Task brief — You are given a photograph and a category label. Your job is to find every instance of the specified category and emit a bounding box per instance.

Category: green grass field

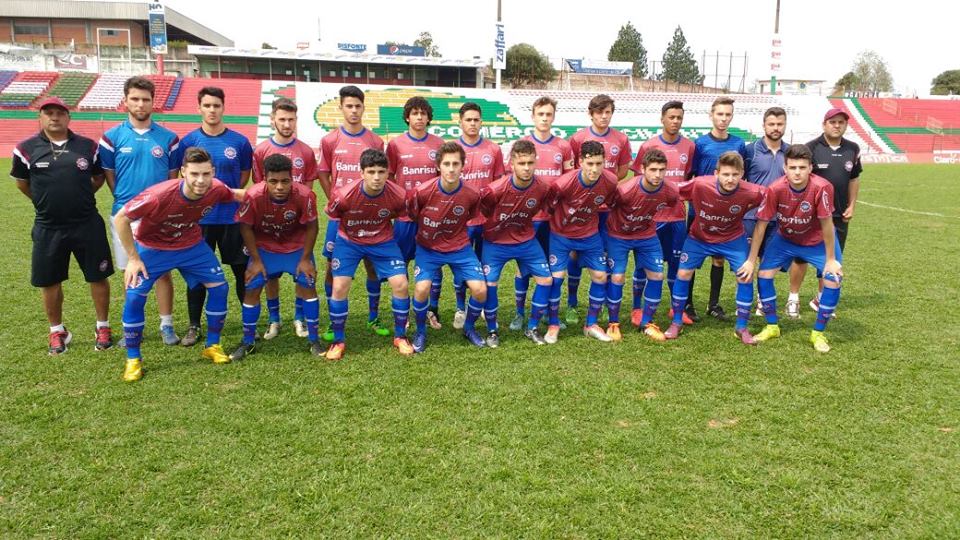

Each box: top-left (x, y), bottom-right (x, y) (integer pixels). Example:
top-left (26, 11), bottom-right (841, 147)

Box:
top-left (1, 161), bottom-right (959, 537)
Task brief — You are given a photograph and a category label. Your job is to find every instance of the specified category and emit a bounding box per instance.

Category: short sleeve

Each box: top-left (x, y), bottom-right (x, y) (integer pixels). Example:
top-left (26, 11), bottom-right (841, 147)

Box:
top-left (235, 196), bottom-right (255, 226)
top-left (386, 140), bottom-right (399, 176)
top-left (98, 135), bottom-right (116, 170)
top-left (300, 191), bottom-right (318, 224)
top-left (167, 135), bottom-right (181, 172)
top-left (318, 137), bottom-right (333, 174)
top-left (755, 189), bottom-right (776, 221)
top-left (239, 138), bottom-right (253, 171)
top-left (11, 144), bottom-right (31, 180)
top-left (124, 191), bottom-right (158, 221)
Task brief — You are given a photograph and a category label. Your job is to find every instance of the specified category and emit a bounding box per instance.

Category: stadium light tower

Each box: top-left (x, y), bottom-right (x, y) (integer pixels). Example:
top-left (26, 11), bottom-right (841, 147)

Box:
top-left (771, 0), bottom-right (781, 94)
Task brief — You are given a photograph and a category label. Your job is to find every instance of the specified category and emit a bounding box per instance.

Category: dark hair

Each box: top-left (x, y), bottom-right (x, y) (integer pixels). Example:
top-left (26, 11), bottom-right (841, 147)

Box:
top-left (360, 148), bottom-right (389, 170)
top-left (182, 147), bottom-right (212, 165)
top-left (661, 100), bottom-right (684, 115)
top-left (579, 140), bottom-right (605, 160)
top-left (532, 96), bottom-right (557, 111)
top-left (339, 85), bottom-right (364, 103)
top-left (459, 102), bottom-right (482, 118)
top-left (272, 97), bottom-right (297, 113)
top-left (198, 86), bottom-right (225, 105)
top-left (763, 106), bottom-right (786, 120)
top-left (403, 96), bottom-right (433, 125)
top-left (510, 140), bottom-right (536, 158)
top-left (710, 96), bottom-right (735, 112)
top-left (716, 151), bottom-right (744, 172)
top-left (436, 141), bottom-right (466, 166)
top-left (588, 94), bottom-right (615, 114)
top-left (785, 144), bottom-right (813, 163)
top-left (263, 154), bottom-right (293, 175)
top-left (124, 76), bottom-right (155, 98)
top-left (642, 148), bottom-right (668, 167)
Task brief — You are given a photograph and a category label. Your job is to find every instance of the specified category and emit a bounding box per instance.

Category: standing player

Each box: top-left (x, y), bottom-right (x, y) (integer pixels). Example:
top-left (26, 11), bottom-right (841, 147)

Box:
top-left (478, 140), bottom-right (555, 346)
top-left (12, 97), bottom-right (114, 354)
top-left (509, 96), bottom-right (574, 331)
top-left (175, 87), bottom-right (254, 347)
top-left (99, 76), bottom-right (180, 346)
top-left (408, 142), bottom-right (488, 352)
top-left (231, 154), bottom-right (321, 361)
top-left (114, 148), bottom-right (245, 382)
top-left (665, 152), bottom-right (765, 344)
top-left (689, 97), bottom-right (749, 322)
top-left (324, 149), bottom-right (413, 360)
top-left (628, 100), bottom-right (696, 328)
top-left (318, 85), bottom-right (389, 338)
top-left (544, 141), bottom-right (619, 344)
top-left (566, 94), bottom-right (632, 325)
top-left (607, 149), bottom-right (679, 342)
top-left (251, 97), bottom-right (319, 340)
top-left (742, 145), bottom-right (843, 353)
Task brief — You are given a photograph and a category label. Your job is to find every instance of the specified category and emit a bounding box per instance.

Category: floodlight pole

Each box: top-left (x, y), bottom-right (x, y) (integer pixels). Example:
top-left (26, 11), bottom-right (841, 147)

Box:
top-left (495, 0), bottom-right (502, 90)
top-left (771, 0), bottom-right (780, 94)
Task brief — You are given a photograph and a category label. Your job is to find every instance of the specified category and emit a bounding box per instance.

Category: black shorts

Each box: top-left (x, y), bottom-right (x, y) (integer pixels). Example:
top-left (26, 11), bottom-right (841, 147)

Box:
top-left (32, 215), bottom-right (114, 287)
top-left (201, 223), bottom-right (248, 266)
top-left (833, 217), bottom-right (849, 252)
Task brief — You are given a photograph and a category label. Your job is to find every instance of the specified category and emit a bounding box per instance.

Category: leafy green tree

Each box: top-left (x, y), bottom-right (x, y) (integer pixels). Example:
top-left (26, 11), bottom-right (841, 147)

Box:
top-left (660, 26), bottom-right (702, 85)
top-left (607, 22), bottom-right (648, 78)
top-left (833, 71), bottom-right (859, 95)
top-left (930, 69), bottom-right (960, 95)
top-left (413, 32), bottom-right (441, 57)
top-left (504, 43), bottom-right (556, 88)
top-left (851, 50), bottom-right (893, 96)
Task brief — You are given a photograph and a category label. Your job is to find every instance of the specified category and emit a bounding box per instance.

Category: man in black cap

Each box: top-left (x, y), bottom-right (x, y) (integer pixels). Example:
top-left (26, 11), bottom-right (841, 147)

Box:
top-left (11, 97), bottom-right (115, 354)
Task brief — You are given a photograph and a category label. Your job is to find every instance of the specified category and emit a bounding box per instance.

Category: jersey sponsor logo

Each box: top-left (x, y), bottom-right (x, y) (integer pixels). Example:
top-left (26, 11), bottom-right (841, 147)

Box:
top-left (525, 198), bottom-right (537, 209)
top-left (729, 204), bottom-right (742, 214)
top-left (481, 154), bottom-right (493, 165)
top-left (330, 258), bottom-right (341, 270)
top-left (151, 145), bottom-right (164, 158)
top-left (119, 147), bottom-right (134, 154)
top-left (36, 162), bottom-right (50, 168)
top-left (224, 147), bottom-right (238, 160)
top-left (452, 205), bottom-right (465, 216)
top-left (594, 195), bottom-right (605, 205)
top-left (799, 201), bottom-right (812, 213)
top-left (554, 153), bottom-right (563, 164)
top-left (76, 157), bottom-right (89, 171)
top-left (283, 210), bottom-right (297, 221)
top-left (844, 160), bottom-right (854, 172)
top-left (293, 157), bottom-right (304, 168)
top-left (378, 208), bottom-right (391, 218)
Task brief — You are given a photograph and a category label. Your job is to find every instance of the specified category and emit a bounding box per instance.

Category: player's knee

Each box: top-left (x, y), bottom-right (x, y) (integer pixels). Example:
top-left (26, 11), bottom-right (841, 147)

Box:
top-left (295, 284), bottom-right (318, 299)
top-left (823, 272), bottom-right (842, 286)
top-left (387, 275), bottom-right (408, 295)
top-left (589, 270), bottom-right (607, 284)
top-left (611, 274), bottom-right (626, 285)
top-left (647, 272), bottom-right (664, 281)
top-left (758, 270), bottom-right (777, 279)
top-left (534, 275), bottom-right (553, 287)
top-left (677, 269), bottom-right (694, 280)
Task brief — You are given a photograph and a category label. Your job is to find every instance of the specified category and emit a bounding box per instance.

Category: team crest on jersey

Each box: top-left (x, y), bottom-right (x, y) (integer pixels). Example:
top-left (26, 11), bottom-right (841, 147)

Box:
top-left (481, 154), bottom-right (493, 165)
top-left (610, 146), bottom-right (620, 156)
top-left (325, 241), bottom-right (335, 253)
top-left (151, 145), bottom-right (164, 158)
top-left (568, 208), bottom-right (576, 214)
top-left (283, 210), bottom-right (297, 221)
top-left (799, 201), bottom-right (812, 213)
top-left (224, 147), bottom-right (238, 159)
top-left (554, 153), bottom-right (563, 164)
top-left (548, 254), bottom-right (558, 265)
top-left (428, 150), bottom-right (438, 160)
top-left (452, 205), bottom-right (465, 216)
top-left (844, 160), bottom-right (854, 172)
top-left (525, 198), bottom-right (537, 209)
top-left (330, 258), bottom-right (341, 270)
top-left (76, 157), bottom-right (89, 171)
top-left (378, 208), bottom-right (391, 218)
top-left (594, 195), bottom-right (605, 205)
top-left (201, 206), bottom-right (213, 217)
top-left (656, 202), bottom-right (668, 212)
top-left (680, 153), bottom-right (688, 164)
top-left (729, 205), bottom-right (742, 214)
top-left (293, 157), bottom-right (304, 168)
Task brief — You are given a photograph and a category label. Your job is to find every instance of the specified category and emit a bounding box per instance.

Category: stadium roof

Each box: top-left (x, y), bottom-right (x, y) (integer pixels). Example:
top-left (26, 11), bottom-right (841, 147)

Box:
top-left (188, 46), bottom-right (487, 69)
top-left (0, 0), bottom-right (233, 46)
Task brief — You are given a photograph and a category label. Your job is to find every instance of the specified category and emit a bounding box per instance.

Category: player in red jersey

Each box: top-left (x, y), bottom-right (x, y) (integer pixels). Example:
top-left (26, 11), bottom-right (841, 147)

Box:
top-left (508, 96), bottom-right (574, 332)
top-left (251, 97), bottom-right (319, 340)
top-left (408, 142), bottom-right (488, 352)
top-left (741, 145), bottom-right (843, 353)
top-left (628, 100), bottom-right (697, 327)
top-left (666, 152), bottom-right (766, 344)
top-left (565, 94), bottom-right (632, 326)
top-left (231, 154), bottom-right (321, 360)
top-left (317, 86), bottom-right (388, 339)
top-left (606, 149), bottom-right (679, 342)
top-left (324, 149), bottom-right (413, 361)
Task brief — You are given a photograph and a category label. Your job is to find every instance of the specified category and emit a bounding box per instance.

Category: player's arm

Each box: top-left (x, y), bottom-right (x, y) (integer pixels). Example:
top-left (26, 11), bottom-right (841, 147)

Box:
top-left (297, 219), bottom-right (319, 281)
top-left (239, 169), bottom-right (252, 189)
top-left (736, 220), bottom-right (765, 284)
top-left (13, 177), bottom-right (31, 199)
top-left (103, 169), bottom-right (117, 192)
top-left (317, 172), bottom-right (332, 199)
top-left (843, 177), bottom-right (860, 222)
top-left (239, 223), bottom-right (266, 285)
top-left (113, 209), bottom-right (147, 288)
top-left (820, 217), bottom-right (842, 278)
top-left (91, 173), bottom-right (106, 192)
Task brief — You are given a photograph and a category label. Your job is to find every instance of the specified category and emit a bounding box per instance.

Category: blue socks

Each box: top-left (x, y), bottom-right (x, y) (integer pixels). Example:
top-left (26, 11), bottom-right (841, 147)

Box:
top-left (294, 296), bottom-right (304, 322)
top-left (454, 280), bottom-right (466, 312)
top-left (122, 291), bottom-right (147, 359)
top-left (757, 277), bottom-right (779, 325)
top-left (392, 296), bottom-right (410, 337)
top-left (567, 261), bottom-right (581, 308)
top-left (671, 278), bottom-right (691, 326)
top-left (632, 268), bottom-right (645, 310)
top-left (205, 283), bottom-right (228, 347)
top-left (366, 279), bottom-right (380, 323)
top-left (548, 277), bottom-right (563, 326)
top-left (242, 302), bottom-right (261, 345)
top-left (514, 275), bottom-right (528, 317)
top-left (303, 297), bottom-right (320, 342)
top-left (734, 281), bottom-right (753, 331)
top-left (484, 285), bottom-right (499, 333)
top-left (429, 278), bottom-right (442, 311)
top-left (640, 279), bottom-right (663, 327)
top-left (586, 281), bottom-right (606, 327)
top-left (328, 298), bottom-right (348, 343)
top-left (413, 298), bottom-right (429, 335)
top-left (529, 282), bottom-right (551, 330)
top-left (464, 296), bottom-right (483, 331)
top-left (267, 297), bottom-right (281, 323)
top-left (606, 281), bottom-right (624, 324)
top-left (815, 284), bottom-right (841, 331)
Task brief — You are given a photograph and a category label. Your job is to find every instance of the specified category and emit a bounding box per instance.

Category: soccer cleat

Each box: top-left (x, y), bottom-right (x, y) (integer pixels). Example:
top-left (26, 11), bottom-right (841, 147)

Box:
top-left (605, 322), bottom-right (623, 342)
top-left (452, 309), bottom-right (466, 330)
top-left (754, 324), bottom-right (781, 343)
top-left (201, 344), bottom-right (231, 364)
top-left (583, 324), bottom-right (613, 342)
top-left (180, 325), bottom-right (201, 347)
top-left (786, 299), bottom-right (801, 319)
top-left (642, 323), bottom-right (667, 342)
top-left (122, 358), bottom-right (143, 382)
top-left (427, 308), bottom-right (443, 330)
top-left (412, 332), bottom-right (427, 353)
top-left (94, 326), bottom-right (114, 351)
top-left (485, 332), bottom-right (500, 348)
top-left (544, 325), bottom-right (560, 344)
top-left (322, 327), bottom-right (335, 342)
top-left (463, 328), bottom-right (486, 348)
top-left (48, 329), bottom-right (72, 355)
top-left (393, 337), bottom-right (415, 356)
top-left (755, 300), bottom-right (765, 317)
top-left (684, 304), bottom-right (701, 322)
top-left (707, 304), bottom-right (730, 322)
top-left (367, 318), bottom-right (392, 337)
top-left (324, 342), bottom-right (346, 361)
top-left (294, 319), bottom-right (309, 338)
top-left (229, 342), bottom-right (256, 362)
top-left (160, 324), bottom-right (180, 346)
top-left (309, 341), bottom-right (325, 357)
top-left (663, 323), bottom-right (682, 340)
top-left (668, 308), bottom-right (695, 326)
top-left (564, 307), bottom-right (580, 325)
top-left (630, 308), bottom-right (643, 328)
top-left (508, 314), bottom-right (525, 331)
top-left (262, 321), bottom-right (281, 340)
top-left (734, 328), bottom-right (757, 346)
top-left (524, 328), bottom-right (547, 345)
top-left (810, 330), bottom-right (831, 353)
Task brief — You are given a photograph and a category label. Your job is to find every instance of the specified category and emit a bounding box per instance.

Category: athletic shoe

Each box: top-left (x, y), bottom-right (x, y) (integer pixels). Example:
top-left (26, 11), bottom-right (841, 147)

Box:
top-left (262, 321), bottom-right (281, 340)
top-left (524, 328), bottom-right (546, 345)
top-left (180, 325), bottom-right (201, 347)
top-left (786, 299), bottom-right (801, 319)
top-left (309, 341), bottom-right (325, 357)
top-left (809, 297), bottom-right (837, 318)
top-left (810, 330), bottom-right (831, 353)
top-left (583, 324), bottom-right (613, 342)
top-left (367, 318), bottom-right (392, 337)
top-left (663, 323), bottom-right (682, 340)
top-left (229, 342), bottom-right (256, 362)
top-left (668, 308), bottom-right (695, 326)
top-left (755, 300), bottom-right (765, 317)
top-left (427, 308), bottom-right (443, 330)
top-left (94, 326), bottom-right (114, 351)
top-left (508, 314), bottom-right (525, 331)
top-left (707, 304), bottom-right (730, 322)
top-left (322, 328), bottom-right (335, 342)
top-left (48, 329), bottom-right (72, 355)
top-left (630, 308), bottom-right (643, 328)
top-left (160, 324), bottom-right (180, 346)
top-left (452, 309), bottom-right (466, 330)
top-left (325, 342), bottom-right (346, 361)
top-left (544, 325), bottom-right (560, 344)
top-left (734, 328), bottom-right (757, 346)
top-left (463, 328), bottom-right (486, 348)
top-left (122, 358), bottom-right (143, 382)
top-left (201, 344), bottom-right (231, 364)
top-left (485, 332), bottom-right (500, 348)
top-left (393, 337), bottom-right (414, 356)
top-left (642, 323), bottom-right (667, 342)
top-left (754, 324), bottom-right (781, 343)
top-left (685, 304), bottom-right (701, 323)
top-left (294, 319), bottom-right (309, 338)
top-left (564, 307), bottom-right (580, 325)
top-left (605, 322), bottom-right (622, 342)
top-left (412, 332), bottom-right (427, 353)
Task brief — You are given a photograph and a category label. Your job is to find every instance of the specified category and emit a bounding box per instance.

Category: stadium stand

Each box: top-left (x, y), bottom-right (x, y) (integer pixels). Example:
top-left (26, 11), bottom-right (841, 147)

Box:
top-left (42, 72), bottom-right (98, 108)
top-left (165, 76), bottom-right (184, 110)
top-left (146, 75), bottom-right (176, 111)
top-left (78, 73), bottom-right (126, 110)
top-left (168, 77), bottom-right (261, 114)
top-left (0, 71), bottom-right (17, 93)
top-left (0, 71), bottom-right (58, 108)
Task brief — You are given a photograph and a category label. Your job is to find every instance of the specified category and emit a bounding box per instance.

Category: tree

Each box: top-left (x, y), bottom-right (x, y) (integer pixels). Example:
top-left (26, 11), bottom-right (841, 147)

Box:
top-left (833, 71), bottom-right (859, 96)
top-left (930, 69), bottom-right (960, 95)
top-left (413, 31), bottom-right (441, 57)
top-left (607, 22), bottom-right (648, 78)
top-left (660, 26), bottom-right (702, 85)
top-left (850, 50), bottom-right (893, 96)
top-left (504, 43), bottom-right (556, 88)
top-left (261, 42), bottom-right (277, 50)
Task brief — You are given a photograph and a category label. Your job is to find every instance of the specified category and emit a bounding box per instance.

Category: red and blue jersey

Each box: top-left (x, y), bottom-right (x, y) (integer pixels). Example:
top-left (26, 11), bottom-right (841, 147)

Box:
top-left (679, 175), bottom-right (765, 244)
top-left (124, 178), bottom-right (235, 251)
top-left (607, 177), bottom-right (680, 241)
top-left (569, 126), bottom-right (632, 174)
top-left (407, 178), bottom-right (481, 253)
top-left (326, 180), bottom-right (407, 246)
top-left (386, 132), bottom-right (444, 221)
top-left (756, 174), bottom-right (835, 246)
top-left (252, 137), bottom-right (318, 188)
top-left (509, 133), bottom-right (573, 221)
top-left (548, 169), bottom-right (619, 239)
top-left (318, 127), bottom-right (384, 199)
top-left (235, 181), bottom-right (317, 254)
top-left (631, 134), bottom-right (696, 222)
top-left (479, 174), bottom-right (553, 244)
top-left (458, 137), bottom-right (505, 226)
top-left (174, 127), bottom-right (253, 225)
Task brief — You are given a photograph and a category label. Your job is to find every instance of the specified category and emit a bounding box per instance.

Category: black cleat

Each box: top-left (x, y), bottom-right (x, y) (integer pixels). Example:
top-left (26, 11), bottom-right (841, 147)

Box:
top-left (707, 304), bottom-right (729, 322)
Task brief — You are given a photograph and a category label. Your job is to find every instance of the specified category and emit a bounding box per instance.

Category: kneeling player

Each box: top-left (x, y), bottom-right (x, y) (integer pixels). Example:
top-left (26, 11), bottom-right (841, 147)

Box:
top-left (743, 145), bottom-right (843, 352)
top-left (667, 151), bottom-right (765, 344)
top-left (114, 147), bottom-right (244, 382)
top-left (479, 140), bottom-right (555, 346)
top-left (231, 154), bottom-right (321, 360)
top-left (605, 149), bottom-right (679, 342)
top-left (325, 149), bottom-right (412, 360)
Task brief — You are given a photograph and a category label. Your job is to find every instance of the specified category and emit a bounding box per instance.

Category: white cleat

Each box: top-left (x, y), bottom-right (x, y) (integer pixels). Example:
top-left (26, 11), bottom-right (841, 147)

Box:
top-left (583, 324), bottom-right (613, 342)
top-left (452, 309), bottom-right (466, 330)
top-left (262, 321), bottom-right (281, 340)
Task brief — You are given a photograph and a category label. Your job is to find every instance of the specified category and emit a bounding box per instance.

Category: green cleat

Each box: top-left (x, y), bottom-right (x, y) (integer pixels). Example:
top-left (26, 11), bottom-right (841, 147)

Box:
top-left (810, 330), bottom-right (831, 353)
top-left (564, 307), bottom-right (580, 325)
top-left (754, 324), bottom-right (781, 343)
top-left (322, 327), bottom-right (335, 343)
top-left (367, 318), bottom-right (392, 337)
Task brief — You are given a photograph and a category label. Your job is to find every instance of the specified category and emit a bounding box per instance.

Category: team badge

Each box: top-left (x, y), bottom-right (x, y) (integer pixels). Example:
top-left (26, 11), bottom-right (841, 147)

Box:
top-left (525, 198), bottom-right (537, 209)
top-left (656, 202), bottom-right (668, 212)
top-left (680, 153), bottom-right (688, 164)
top-left (482, 264), bottom-right (491, 275)
top-left (844, 160), bottom-right (854, 172)
top-left (481, 154), bottom-right (492, 165)
top-left (610, 146), bottom-right (620, 156)
top-left (293, 157), bottom-right (304, 168)
top-left (606, 257), bottom-right (615, 269)
top-left (549, 254), bottom-right (558, 265)
top-left (378, 208), bottom-right (391, 218)
top-left (729, 205), bottom-right (742, 214)
top-left (76, 157), bottom-right (89, 171)
top-left (201, 206), bottom-right (213, 217)
top-left (799, 201), bottom-right (812, 213)
top-left (330, 258), bottom-right (341, 270)
top-left (413, 265), bottom-right (422, 277)
top-left (452, 205), bottom-right (465, 216)
top-left (679, 253), bottom-right (689, 263)
top-left (554, 153), bottom-right (563, 164)
top-left (428, 150), bottom-right (438, 160)
top-left (568, 208), bottom-right (576, 214)
top-left (151, 145), bottom-right (164, 158)
top-left (325, 241), bottom-right (335, 253)
top-left (283, 210), bottom-right (297, 221)
top-left (242, 245), bottom-right (250, 256)
top-left (594, 195), bottom-right (605, 205)
top-left (224, 147), bottom-right (238, 159)
top-left (98, 260), bottom-right (109, 272)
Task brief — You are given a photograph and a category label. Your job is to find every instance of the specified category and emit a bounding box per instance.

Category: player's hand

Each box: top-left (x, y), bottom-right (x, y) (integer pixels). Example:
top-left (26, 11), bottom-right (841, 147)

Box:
top-left (124, 259), bottom-right (147, 289)
top-left (245, 259), bottom-right (266, 286)
top-left (296, 258), bottom-right (317, 281)
top-left (735, 259), bottom-right (755, 284)
top-left (823, 259), bottom-right (843, 280)
top-left (842, 205), bottom-right (855, 222)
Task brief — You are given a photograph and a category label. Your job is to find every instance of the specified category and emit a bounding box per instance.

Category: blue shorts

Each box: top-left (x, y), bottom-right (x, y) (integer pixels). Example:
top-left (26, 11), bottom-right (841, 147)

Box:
top-left (759, 233), bottom-right (842, 274)
top-left (549, 232), bottom-right (607, 273)
top-left (743, 219), bottom-right (777, 258)
top-left (656, 220), bottom-right (687, 264)
top-left (481, 239), bottom-right (551, 283)
top-left (679, 236), bottom-right (749, 271)
top-left (129, 242), bottom-right (225, 295)
top-left (331, 236), bottom-right (407, 279)
top-left (413, 244), bottom-right (485, 284)
top-left (246, 248), bottom-right (316, 290)
top-left (321, 219), bottom-right (339, 259)
top-left (394, 220), bottom-right (417, 262)
top-left (467, 224), bottom-right (484, 256)
top-left (606, 236), bottom-right (664, 275)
